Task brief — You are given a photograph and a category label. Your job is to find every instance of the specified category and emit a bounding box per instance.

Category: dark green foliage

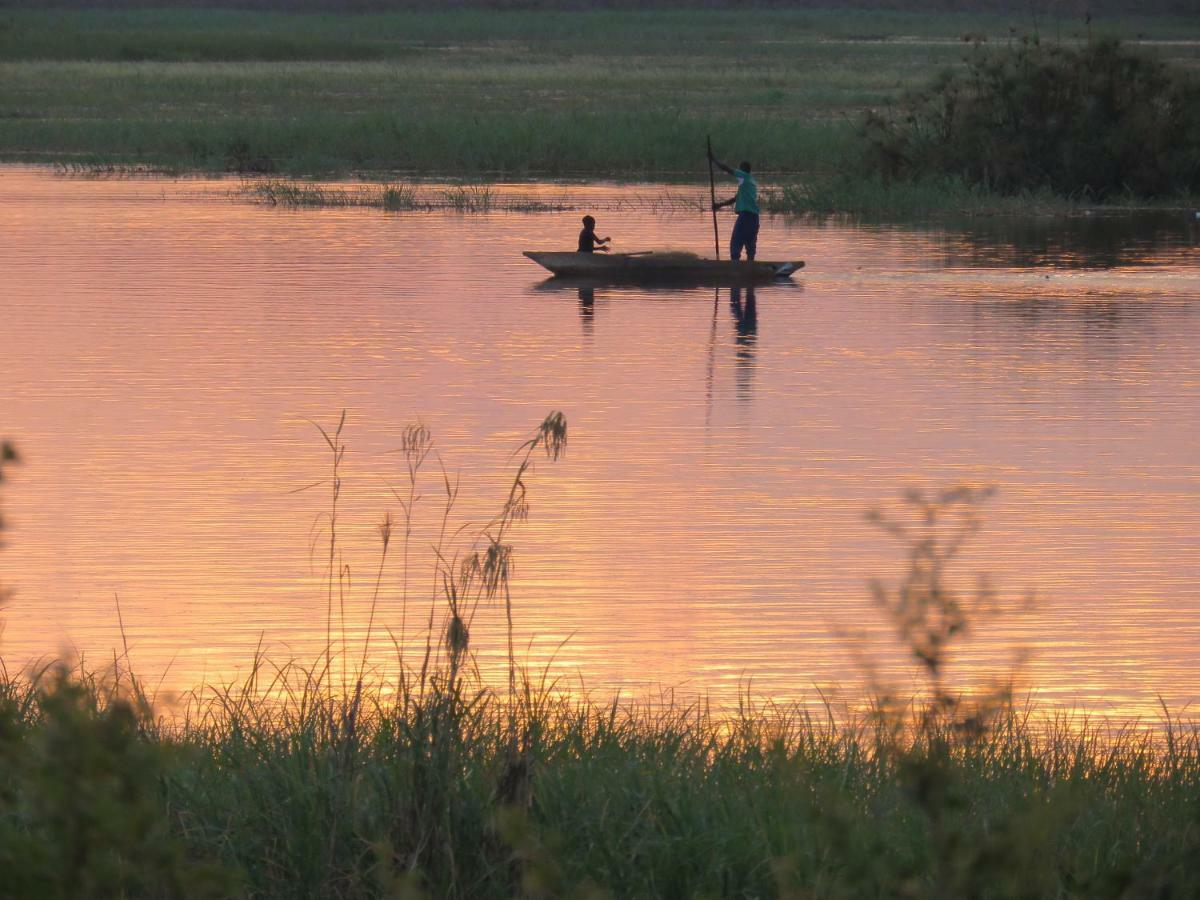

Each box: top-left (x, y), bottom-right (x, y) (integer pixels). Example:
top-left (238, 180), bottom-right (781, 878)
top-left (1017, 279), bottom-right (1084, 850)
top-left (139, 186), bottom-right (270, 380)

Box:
top-left (862, 37), bottom-right (1200, 199)
top-left (0, 670), bottom-right (236, 898)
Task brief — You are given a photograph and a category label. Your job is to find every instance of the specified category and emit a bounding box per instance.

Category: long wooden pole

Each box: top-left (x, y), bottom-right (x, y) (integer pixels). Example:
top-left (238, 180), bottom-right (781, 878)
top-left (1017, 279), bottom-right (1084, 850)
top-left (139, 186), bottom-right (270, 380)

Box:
top-left (706, 135), bottom-right (720, 260)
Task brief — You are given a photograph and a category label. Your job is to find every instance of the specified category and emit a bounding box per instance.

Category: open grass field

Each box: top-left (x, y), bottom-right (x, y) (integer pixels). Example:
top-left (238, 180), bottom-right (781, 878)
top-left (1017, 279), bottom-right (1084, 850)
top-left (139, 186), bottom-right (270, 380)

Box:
top-left (1, 7), bottom-right (1197, 177)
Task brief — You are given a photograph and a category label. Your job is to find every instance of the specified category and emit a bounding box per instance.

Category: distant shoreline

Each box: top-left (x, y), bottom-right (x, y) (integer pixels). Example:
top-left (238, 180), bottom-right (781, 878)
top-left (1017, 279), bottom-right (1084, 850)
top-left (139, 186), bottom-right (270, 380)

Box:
top-left (3, 9), bottom-right (1196, 214)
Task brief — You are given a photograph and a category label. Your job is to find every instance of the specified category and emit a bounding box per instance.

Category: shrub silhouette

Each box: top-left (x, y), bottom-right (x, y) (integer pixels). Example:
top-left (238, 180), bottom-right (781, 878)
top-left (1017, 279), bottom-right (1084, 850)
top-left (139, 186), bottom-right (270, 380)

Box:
top-left (863, 37), bottom-right (1200, 200)
top-left (0, 670), bottom-right (236, 899)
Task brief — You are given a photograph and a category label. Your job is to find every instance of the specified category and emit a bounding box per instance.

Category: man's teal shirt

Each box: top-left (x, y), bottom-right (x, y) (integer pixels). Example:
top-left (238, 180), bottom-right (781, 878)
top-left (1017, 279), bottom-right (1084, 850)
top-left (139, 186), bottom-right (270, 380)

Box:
top-left (733, 169), bottom-right (759, 215)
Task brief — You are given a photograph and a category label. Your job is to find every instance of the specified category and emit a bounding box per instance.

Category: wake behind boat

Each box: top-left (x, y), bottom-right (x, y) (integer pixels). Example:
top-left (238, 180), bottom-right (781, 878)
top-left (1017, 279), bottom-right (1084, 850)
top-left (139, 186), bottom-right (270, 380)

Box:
top-left (524, 251), bottom-right (804, 284)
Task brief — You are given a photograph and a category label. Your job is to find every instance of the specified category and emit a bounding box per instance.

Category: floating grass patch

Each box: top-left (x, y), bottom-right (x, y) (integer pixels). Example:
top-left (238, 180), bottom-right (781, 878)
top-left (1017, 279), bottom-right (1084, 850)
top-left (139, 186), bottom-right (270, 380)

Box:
top-left (440, 184), bottom-right (494, 212)
top-left (243, 180), bottom-right (350, 207)
top-left (52, 161), bottom-right (184, 178)
top-left (240, 179), bottom-right (570, 212)
top-left (379, 184), bottom-right (420, 210)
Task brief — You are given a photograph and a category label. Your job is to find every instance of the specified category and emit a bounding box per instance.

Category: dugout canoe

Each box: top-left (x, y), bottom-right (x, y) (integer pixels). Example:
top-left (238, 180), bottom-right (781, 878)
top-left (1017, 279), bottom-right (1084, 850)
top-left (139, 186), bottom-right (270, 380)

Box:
top-left (523, 251), bottom-right (804, 284)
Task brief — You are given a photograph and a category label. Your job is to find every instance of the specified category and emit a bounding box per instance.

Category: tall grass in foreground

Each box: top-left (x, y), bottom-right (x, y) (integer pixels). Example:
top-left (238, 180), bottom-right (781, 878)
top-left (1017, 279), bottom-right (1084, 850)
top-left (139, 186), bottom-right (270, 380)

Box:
top-left (6, 650), bottom-right (1200, 896)
top-left (3, 421), bottom-right (1200, 897)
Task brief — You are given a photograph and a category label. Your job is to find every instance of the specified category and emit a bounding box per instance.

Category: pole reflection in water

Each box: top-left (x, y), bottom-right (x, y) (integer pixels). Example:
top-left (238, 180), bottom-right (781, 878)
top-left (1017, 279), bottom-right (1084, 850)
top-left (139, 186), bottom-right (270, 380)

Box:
top-left (705, 287), bottom-right (719, 431)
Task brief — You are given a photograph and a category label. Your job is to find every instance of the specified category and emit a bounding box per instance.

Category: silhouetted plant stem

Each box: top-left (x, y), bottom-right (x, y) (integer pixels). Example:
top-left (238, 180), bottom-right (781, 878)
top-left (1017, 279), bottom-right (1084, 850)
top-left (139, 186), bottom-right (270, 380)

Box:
top-left (307, 410), bottom-right (346, 688)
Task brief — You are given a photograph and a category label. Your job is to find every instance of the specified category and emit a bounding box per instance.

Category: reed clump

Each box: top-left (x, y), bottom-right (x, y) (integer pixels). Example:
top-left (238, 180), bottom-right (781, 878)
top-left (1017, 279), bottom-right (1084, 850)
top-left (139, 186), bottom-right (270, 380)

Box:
top-left (243, 180), bottom-right (418, 209)
top-left (2, 425), bottom-right (1200, 896)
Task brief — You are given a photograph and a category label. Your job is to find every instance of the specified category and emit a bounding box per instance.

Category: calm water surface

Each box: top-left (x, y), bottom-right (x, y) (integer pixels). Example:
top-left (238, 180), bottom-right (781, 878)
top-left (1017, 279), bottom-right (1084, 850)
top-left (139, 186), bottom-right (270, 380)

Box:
top-left (2, 167), bottom-right (1198, 718)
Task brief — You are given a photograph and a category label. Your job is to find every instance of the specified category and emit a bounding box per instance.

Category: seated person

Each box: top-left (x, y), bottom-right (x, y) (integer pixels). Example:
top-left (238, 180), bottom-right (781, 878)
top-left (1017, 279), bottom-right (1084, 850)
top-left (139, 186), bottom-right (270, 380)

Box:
top-left (577, 215), bottom-right (612, 253)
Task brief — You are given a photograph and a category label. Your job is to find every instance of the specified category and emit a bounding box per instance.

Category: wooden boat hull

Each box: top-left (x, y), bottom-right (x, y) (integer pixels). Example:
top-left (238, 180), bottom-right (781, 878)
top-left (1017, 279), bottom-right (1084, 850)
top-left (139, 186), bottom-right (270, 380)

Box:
top-left (523, 251), bottom-right (803, 284)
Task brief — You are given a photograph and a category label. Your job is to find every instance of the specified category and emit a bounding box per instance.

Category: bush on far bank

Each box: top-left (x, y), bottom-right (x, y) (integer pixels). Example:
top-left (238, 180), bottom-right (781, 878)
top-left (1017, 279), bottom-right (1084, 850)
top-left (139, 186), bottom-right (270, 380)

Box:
top-left (861, 37), bottom-right (1200, 201)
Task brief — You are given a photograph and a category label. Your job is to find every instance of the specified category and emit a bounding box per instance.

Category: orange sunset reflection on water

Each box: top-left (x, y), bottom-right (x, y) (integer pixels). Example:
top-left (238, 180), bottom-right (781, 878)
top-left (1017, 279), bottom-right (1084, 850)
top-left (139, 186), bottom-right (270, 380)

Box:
top-left (1, 167), bottom-right (1198, 720)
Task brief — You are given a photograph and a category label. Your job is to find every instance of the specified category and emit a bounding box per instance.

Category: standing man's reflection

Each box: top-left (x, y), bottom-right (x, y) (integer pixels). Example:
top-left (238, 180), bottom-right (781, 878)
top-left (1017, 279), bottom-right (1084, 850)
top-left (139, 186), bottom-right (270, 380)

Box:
top-left (730, 286), bottom-right (757, 402)
top-left (578, 286), bottom-right (595, 337)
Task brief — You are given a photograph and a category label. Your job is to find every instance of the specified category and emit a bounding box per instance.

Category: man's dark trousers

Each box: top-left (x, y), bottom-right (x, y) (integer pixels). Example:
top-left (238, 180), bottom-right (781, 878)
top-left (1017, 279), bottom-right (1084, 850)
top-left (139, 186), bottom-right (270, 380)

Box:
top-left (731, 212), bottom-right (760, 261)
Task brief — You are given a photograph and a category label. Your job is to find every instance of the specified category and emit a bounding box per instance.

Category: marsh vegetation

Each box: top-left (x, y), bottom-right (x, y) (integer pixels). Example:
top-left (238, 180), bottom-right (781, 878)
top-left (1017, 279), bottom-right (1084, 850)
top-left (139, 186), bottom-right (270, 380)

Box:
top-left (2, 6), bottom-right (1197, 189)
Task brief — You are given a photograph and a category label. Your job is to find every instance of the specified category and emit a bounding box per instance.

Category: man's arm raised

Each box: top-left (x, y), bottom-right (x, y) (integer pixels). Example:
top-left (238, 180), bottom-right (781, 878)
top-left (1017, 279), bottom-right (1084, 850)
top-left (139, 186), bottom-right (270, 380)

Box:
top-left (707, 147), bottom-right (735, 176)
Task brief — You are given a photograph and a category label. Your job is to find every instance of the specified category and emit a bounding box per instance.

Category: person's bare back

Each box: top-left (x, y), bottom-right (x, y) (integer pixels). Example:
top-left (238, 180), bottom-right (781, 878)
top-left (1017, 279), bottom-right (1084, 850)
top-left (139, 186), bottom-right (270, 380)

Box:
top-left (577, 215), bottom-right (612, 253)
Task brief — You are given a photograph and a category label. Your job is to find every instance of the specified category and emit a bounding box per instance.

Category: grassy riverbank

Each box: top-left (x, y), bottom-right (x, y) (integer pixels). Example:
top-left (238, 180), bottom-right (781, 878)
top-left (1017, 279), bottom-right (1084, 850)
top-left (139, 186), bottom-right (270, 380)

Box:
top-left (1, 7), bottom-right (1197, 180)
top-left (4, 658), bottom-right (1200, 898)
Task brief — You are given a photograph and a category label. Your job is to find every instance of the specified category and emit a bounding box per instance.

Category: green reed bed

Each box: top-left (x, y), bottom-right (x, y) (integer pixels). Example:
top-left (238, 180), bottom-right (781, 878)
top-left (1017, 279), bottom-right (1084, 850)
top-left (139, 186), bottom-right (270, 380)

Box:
top-left (3, 417), bottom-right (1200, 897)
top-left (0, 85), bottom-right (855, 179)
top-left (241, 180), bottom-right (547, 212)
top-left (762, 174), bottom-right (1078, 217)
top-left (241, 178), bottom-right (676, 212)
top-left (764, 174), bottom-right (1200, 218)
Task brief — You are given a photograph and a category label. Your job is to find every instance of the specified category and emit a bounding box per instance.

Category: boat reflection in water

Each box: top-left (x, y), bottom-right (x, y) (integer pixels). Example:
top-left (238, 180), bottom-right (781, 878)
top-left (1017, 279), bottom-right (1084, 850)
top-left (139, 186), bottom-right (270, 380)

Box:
top-left (537, 278), bottom-right (795, 407)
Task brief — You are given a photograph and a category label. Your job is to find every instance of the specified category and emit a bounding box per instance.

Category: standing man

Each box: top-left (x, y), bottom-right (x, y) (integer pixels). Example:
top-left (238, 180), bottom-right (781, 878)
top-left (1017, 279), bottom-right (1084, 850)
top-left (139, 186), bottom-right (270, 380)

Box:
top-left (709, 151), bottom-right (759, 261)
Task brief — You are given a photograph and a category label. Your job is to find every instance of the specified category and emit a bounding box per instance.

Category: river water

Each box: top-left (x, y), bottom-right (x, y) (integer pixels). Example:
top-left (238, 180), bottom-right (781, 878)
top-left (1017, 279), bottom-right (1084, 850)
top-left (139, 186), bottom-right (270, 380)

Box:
top-left (1, 166), bottom-right (1198, 718)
